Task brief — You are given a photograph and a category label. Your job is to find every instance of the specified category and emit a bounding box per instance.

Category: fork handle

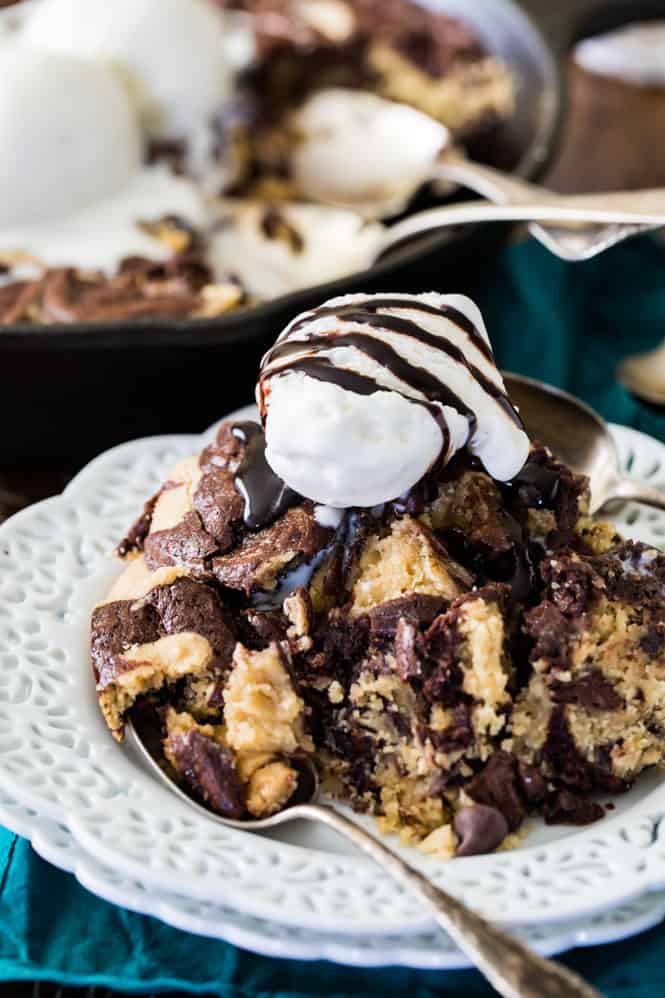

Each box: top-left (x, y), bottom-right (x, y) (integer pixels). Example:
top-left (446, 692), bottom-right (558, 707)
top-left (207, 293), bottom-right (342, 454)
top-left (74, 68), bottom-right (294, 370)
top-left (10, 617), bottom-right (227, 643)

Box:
top-left (295, 803), bottom-right (602, 998)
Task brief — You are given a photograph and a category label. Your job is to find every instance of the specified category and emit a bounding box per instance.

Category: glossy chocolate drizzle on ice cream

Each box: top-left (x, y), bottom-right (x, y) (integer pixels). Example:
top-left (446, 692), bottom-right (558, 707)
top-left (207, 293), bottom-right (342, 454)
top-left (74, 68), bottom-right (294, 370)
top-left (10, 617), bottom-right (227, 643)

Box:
top-left (259, 295), bottom-right (525, 492)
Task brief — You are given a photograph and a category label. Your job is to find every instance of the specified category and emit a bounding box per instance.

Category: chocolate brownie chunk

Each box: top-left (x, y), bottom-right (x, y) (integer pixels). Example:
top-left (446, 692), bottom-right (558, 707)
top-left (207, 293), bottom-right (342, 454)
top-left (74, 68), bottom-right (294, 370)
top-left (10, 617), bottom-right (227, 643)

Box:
top-left (144, 511), bottom-right (219, 572)
top-left (116, 488), bottom-right (162, 557)
top-left (465, 751), bottom-right (526, 832)
top-left (368, 594), bottom-right (447, 640)
top-left (394, 617), bottom-right (422, 682)
top-left (543, 788), bottom-right (604, 826)
top-left (423, 703), bottom-right (473, 752)
top-left (540, 706), bottom-right (625, 794)
top-left (199, 422), bottom-right (249, 476)
top-left (541, 554), bottom-right (600, 617)
top-left (147, 577), bottom-right (236, 664)
top-left (421, 610), bottom-right (464, 705)
top-left (551, 669), bottom-right (623, 712)
top-left (192, 467), bottom-right (244, 551)
top-left (524, 602), bottom-right (574, 671)
top-left (167, 727), bottom-right (246, 818)
top-left (91, 600), bottom-right (160, 688)
top-left (212, 505), bottom-right (333, 595)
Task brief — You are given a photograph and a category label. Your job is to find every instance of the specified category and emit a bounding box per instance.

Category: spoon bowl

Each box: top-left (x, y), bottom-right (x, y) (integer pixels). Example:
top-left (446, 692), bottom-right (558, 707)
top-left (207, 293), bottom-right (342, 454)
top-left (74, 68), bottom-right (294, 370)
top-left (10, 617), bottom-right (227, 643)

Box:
top-left (127, 719), bottom-right (320, 830)
top-left (504, 372), bottom-right (665, 514)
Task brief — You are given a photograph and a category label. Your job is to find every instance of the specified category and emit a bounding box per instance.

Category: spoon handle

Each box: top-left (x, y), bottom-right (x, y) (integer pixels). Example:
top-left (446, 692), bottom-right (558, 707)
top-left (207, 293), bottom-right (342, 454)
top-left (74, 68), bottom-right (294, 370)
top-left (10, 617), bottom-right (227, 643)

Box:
top-left (382, 202), bottom-right (665, 255)
top-left (604, 478), bottom-right (665, 512)
top-left (436, 156), bottom-right (545, 204)
top-left (296, 803), bottom-right (602, 998)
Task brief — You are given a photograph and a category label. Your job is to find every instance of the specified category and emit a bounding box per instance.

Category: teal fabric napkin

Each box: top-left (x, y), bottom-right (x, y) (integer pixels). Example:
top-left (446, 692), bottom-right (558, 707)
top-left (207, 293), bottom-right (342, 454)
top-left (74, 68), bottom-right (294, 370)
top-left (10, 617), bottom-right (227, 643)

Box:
top-left (3, 235), bottom-right (665, 996)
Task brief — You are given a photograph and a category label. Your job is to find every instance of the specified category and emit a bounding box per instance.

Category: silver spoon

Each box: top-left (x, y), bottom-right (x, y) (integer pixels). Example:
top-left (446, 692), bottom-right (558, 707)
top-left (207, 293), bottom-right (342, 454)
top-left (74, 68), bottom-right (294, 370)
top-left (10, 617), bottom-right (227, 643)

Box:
top-left (311, 150), bottom-right (662, 262)
top-left (434, 157), bottom-right (656, 262)
top-left (376, 194), bottom-right (665, 264)
top-left (127, 721), bottom-right (601, 998)
top-left (504, 373), bottom-right (665, 514)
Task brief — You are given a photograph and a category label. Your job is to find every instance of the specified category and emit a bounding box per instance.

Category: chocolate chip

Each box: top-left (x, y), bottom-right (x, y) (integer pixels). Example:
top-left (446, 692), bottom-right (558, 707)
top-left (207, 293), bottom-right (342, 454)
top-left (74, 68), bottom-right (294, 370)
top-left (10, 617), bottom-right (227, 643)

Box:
top-left (394, 618), bottom-right (421, 682)
top-left (454, 805), bottom-right (509, 856)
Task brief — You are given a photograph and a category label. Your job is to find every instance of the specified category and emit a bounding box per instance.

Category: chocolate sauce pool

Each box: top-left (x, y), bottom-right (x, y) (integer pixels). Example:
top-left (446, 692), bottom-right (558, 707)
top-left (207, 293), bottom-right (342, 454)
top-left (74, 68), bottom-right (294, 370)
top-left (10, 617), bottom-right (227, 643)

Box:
top-left (231, 421), bottom-right (300, 530)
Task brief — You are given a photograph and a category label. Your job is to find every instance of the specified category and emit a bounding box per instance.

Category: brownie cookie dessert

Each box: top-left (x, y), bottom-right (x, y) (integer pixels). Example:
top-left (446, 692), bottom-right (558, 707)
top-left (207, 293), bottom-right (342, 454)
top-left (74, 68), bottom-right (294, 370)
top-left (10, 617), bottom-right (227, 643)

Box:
top-left (0, 0), bottom-right (514, 325)
top-left (92, 292), bottom-right (665, 856)
top-left (222, 0), bottom-right (513, 133)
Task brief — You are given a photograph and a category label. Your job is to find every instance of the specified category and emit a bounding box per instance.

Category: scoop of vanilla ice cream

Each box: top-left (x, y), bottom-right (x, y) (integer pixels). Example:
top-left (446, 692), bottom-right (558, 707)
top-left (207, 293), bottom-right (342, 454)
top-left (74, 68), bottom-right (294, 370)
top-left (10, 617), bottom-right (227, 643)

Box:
top-left (260, 292), bottom-right (530, 508)
top-left (24, 0), bottom-right (232, 141)
top-left (0, 46), bottom-right (141, 228)
top-left (264, 372), bottom-right (463, 508)
top-left (575, 22), bottom-right (665, 86)
top-left (209, 202), bottom-right (383, 300)
top-left (290, 89), bottom-right (449, 216)
top-left (0, 164), bottom-right (207, 275)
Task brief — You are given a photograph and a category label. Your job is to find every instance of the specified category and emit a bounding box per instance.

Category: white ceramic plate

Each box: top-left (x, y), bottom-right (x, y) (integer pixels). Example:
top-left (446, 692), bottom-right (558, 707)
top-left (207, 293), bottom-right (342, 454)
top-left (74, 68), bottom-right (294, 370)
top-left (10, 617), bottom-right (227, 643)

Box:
top-left (1, 786), bottom-right (664, 970)
top-left (1, 414), bottom-right (665, 940)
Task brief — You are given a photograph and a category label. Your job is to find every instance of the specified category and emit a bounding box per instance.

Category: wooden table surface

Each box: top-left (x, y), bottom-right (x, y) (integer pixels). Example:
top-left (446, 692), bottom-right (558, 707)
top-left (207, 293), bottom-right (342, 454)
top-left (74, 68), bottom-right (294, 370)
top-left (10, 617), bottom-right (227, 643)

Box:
top-left (3, 1), bottom-right (665, 995)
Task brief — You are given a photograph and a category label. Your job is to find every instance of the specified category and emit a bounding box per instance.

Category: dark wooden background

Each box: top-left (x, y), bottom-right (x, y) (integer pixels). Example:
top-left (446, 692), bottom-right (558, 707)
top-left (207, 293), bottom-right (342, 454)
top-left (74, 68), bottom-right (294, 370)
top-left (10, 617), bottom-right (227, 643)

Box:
top-left (4, 1), bottom-right (665, 995)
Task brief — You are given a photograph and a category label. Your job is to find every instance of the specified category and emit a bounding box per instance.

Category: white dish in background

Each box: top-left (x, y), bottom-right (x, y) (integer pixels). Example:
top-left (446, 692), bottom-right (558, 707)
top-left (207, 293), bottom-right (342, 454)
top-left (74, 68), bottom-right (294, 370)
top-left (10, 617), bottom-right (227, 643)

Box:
top-left (1, 413), bottom-right (665, 941)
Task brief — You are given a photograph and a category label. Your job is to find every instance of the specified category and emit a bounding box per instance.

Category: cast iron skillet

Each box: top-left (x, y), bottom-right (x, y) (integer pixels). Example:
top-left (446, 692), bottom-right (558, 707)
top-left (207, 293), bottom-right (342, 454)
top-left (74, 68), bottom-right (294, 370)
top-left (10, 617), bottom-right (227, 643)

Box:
top-left (1, 0), bottom-right (562, 462)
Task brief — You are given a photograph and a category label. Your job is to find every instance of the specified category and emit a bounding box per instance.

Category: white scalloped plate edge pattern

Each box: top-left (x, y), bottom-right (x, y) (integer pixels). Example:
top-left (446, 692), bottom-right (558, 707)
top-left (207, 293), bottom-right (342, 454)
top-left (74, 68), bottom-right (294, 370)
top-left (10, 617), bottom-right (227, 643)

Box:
top-left (0, 787), bottom-right (664, 970)
top-left (1, 418), bottom-right (665, 938)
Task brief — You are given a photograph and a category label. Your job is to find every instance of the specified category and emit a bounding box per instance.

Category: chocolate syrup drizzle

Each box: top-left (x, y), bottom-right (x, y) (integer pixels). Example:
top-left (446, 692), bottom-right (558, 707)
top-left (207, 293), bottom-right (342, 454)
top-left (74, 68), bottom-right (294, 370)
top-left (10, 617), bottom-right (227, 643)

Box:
top-left (232, 421), bottom-right (300, 530)
top-left (287, 298), bottom-right (496, 364)
top-left (259, 297), bottom-right (523, 473)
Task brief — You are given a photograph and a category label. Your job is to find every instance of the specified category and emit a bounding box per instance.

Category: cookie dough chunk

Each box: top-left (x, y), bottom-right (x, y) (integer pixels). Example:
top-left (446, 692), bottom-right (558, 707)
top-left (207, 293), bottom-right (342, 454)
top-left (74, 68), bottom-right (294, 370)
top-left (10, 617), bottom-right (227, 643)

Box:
top-left (91, 575), bottom-right (236, 739)
top-left (224, 642), bottom-right (314, 755)
top-left (509, 543), bottom-right (665, 821)
top-left (350, 516), bottom-right (473, 614)
top-left (321, 586), bottom-right (511, 846)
